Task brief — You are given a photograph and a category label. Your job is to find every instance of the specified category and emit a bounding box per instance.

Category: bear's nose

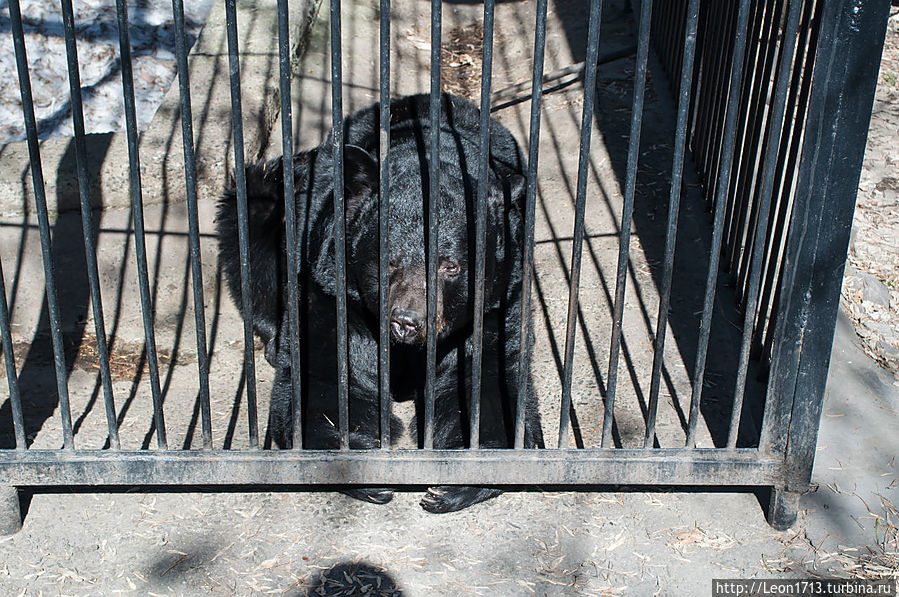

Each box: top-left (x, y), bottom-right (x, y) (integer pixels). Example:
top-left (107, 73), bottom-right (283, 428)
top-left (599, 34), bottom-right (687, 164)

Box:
top-left (390, 308), bottom-right (423, 343)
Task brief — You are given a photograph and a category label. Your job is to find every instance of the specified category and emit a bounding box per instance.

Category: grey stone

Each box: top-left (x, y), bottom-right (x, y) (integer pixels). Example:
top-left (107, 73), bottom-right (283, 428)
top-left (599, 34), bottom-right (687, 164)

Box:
top-left (0, 486), bottom-right (21, 536)
top-left (859, 272), bottom-right (892, 307)
top-left (875, 340), bottom-right (899, 361)
top-left (861, 319), bottom-right (894, 339)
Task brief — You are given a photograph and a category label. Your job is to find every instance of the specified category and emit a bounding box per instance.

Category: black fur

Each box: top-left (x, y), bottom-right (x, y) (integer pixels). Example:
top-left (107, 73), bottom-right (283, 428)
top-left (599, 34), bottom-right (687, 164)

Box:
top-left (217, 93), bottom-right (543, 513)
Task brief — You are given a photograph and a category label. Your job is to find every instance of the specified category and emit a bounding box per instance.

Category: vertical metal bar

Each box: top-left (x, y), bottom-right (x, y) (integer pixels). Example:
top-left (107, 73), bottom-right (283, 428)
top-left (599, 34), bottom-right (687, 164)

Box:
top-left (331, 0), bottom-right (349, 450)
top-left (661, 1), bottom-right (677, 88)
top-left (0, 258), bottom-right (26, 450)
top-left (753, 0), bottom-right (817, 357)
top-left (690, 0), bottom-right (715, 172)
top-left (653, 1), bottom-right (671, 73)
top-left (224, 0), bottom-right (259, 448)
top-left (664, 1), bottom-right (681, 92)
top-left (642, 0), bottom-right (700, 450)
top-left (736, 2), bottom-right (793, 304)
top-left (470, 0), bottom-right (495, 450)
top-left (600, 0), bottom-right (652, 449)
top-left (652, 1), bottom-right (666, 69)
top-left (728, 0), bottom-right (785, 287)
top-left (724, 0), bottom-right (773, 258)
top-left (424, 0), bottom-right (442, 450)
top-left (685, 0), bottom-right (752, 448)
top-left (692, 0), bottom-right (713, 177)
top-left (702, 1), bottom-right (737, 190)
top-left (60, 0), bottom-right (120, 450)
top-left (278, 0), bottom-right (302, 450)
top-left (705, 1), bottom-right (738, 209)
top-left (761, 1), bottom-right (821, 365)
top-left (8, 0), bottom-right (74, 449)
top-left (378, 0), bottom-right (392, 450)
top-left (515, 0), bottom-right (548, 449)
top-left (558, 0), bottom-right (603, 450)
top-left (663, 1), bottom-right (677, 74)
top-left (115, 0), bottom-right (167, 449)
top-left (172, 0), bottom-right (213, 449)
top-left (728, 0), bottom-right (804, 449)
top-left (673, 0), bottom-right (688, 95)
top-left (722, 0), bottom-right (765, 271)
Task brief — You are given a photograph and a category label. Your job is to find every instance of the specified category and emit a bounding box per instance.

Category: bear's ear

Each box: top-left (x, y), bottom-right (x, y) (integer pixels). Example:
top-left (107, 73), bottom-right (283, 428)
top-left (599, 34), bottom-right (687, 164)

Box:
top-left (344, 144), bottom-right (378, 220)
top-left (505, 173), bottom-right (527, 212)
top-left (241, 157), bottom-right (285, 223)
top-left (489, 173), bottom-right (527, 215)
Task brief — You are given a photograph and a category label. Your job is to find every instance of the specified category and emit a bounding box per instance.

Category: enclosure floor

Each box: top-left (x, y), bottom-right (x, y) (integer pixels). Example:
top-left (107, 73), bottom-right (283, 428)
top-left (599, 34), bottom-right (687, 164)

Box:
top-left (0, 0), bottom-right (755, 453)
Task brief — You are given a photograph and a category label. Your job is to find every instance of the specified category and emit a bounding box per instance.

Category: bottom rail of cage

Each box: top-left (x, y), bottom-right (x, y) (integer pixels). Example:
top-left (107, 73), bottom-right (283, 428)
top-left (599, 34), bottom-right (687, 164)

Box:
top-left (0, 448), bottom-right (782, 487)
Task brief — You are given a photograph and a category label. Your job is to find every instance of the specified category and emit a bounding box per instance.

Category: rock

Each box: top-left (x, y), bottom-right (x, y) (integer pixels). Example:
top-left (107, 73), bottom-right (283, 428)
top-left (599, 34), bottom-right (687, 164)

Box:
top-left (861, 319), bottom-right (894, 339)
top-left (875, 341), bottom-right (899, 362)
top-left (859, 272), bottom-right (892, 307)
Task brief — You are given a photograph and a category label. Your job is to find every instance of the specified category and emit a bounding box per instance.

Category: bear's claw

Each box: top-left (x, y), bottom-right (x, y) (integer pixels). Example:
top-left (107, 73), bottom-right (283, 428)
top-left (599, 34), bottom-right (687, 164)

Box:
top-left (420, 486), bottom-right (503, 513)
top-left (341, 487), bottom-right (394, 504)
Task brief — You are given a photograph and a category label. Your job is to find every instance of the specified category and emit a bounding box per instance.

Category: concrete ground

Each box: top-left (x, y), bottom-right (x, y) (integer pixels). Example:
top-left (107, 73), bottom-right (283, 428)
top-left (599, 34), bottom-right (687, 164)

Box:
top-left (0, 0), bottom-right (896, 595)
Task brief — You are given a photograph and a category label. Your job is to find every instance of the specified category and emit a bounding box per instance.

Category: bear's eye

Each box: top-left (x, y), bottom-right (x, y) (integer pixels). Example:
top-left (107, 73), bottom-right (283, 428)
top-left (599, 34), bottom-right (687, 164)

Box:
top-left (439, 260), bottom-right (461, 276)
top-left (388, 260), bottom-right (398, 274)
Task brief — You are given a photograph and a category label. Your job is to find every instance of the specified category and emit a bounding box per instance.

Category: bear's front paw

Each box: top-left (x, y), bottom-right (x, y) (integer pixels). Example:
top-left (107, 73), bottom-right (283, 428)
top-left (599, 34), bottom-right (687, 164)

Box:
top-left (340, 487), bottom-right (395, 504)
top-left (419, 486), bottom-right (503, 513)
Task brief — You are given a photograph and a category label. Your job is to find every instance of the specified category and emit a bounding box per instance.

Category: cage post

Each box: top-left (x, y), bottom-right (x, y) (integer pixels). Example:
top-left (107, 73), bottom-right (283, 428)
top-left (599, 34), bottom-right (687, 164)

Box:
top-left (761, 0), bottom-right (890, 528)
top-left (0, 486), bottom-right (22, 535)
top-left (766, 486), bottom-right (800, 531)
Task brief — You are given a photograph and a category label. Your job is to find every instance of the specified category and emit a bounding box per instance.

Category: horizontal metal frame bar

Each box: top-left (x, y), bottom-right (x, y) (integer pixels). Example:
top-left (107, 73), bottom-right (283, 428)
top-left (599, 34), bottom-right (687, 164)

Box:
top-left (0, 449), bottom-right (781, 487)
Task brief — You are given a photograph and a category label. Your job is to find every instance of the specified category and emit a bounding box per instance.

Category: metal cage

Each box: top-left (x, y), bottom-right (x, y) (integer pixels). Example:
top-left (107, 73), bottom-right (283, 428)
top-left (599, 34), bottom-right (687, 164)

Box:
top-left (0, 0), bottom-right (890, 535)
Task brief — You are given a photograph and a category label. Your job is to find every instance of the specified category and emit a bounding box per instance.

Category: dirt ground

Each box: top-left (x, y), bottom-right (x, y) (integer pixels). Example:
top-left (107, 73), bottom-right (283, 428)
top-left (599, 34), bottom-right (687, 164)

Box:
top-left (840, 8), bottom-right (899, 376)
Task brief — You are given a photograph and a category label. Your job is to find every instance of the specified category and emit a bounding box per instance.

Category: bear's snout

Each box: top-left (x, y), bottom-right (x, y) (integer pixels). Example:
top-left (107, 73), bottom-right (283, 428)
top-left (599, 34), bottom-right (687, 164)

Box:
top-left (390, 307), bottom-right (424, 344)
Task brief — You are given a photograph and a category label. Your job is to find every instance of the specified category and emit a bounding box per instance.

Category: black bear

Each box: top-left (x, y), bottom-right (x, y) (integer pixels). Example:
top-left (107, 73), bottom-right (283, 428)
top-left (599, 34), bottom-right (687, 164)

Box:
top-left (217, 93), bottom-right (543, 513)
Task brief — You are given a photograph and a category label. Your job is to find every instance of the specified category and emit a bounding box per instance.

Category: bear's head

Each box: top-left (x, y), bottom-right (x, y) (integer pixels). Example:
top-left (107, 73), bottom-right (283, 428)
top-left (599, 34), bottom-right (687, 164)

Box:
top-left (340, 143), bottom-right (526, 346)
